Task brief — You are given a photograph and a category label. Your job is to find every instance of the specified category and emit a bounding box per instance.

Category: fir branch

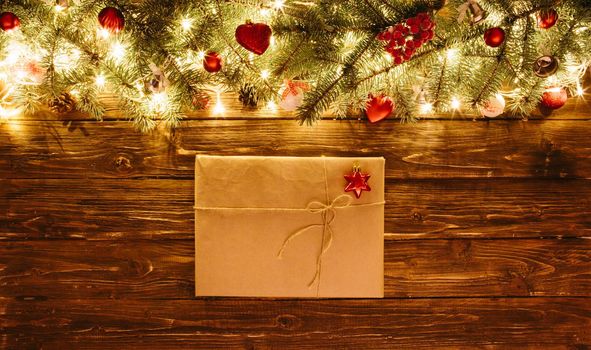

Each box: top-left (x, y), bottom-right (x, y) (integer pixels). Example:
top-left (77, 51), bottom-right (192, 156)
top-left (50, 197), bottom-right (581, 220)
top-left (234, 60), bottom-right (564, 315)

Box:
top-left (297, 35), bottom-right (375, 124)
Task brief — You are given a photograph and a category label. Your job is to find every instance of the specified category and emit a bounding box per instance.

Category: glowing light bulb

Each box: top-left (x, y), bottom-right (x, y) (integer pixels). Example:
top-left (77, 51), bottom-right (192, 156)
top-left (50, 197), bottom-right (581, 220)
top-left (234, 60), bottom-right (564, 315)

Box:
top-left (260, 8), bottom-right (271, 16)
top-left (54, 4), bottom-right (65, 12)
top-left (383, 52), bottom-right (393, 63)
top-left (446, 48), bottom-right (459, 60)
top-left (576, 83), bottom-right (585, 97)
top-left (99, 28), bottom-right (110, 39)
top-left (95, 74), bottom-right (106, 88)
top-left (110, 41), bottom-right (126, 62)
top-left (15, 69), bottom-right (27, 81)
top-left (273, 0), bottom-right (285, 10)
top-left (260, 69), bottom-right (270, 80)
top-left (3, 41), bottom-right (25, 65)
top-left (212, 91), bottom-right (225, 115)
top-left (420, 102), bottom-right (433, 114)
top-left (0, 105), bottom-right (22, 120)
top-left (266, 100), bottom-right (277, 112)
top-left (181, 18), bottom-right (193, 32)
top-left (197, 50), bottom-right (206, 60)
top-left (148, 92), bottom-right (169, 113)
top-left (451, 97), bottom-right (461, 110)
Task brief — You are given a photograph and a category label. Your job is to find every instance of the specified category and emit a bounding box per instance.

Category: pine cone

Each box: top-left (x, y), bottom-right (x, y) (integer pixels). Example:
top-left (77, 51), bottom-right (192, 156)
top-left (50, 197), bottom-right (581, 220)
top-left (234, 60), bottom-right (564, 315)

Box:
top-left (48, 92), bottom-right (76, 114)
top-left (238, 84), bottom-right (259, 108)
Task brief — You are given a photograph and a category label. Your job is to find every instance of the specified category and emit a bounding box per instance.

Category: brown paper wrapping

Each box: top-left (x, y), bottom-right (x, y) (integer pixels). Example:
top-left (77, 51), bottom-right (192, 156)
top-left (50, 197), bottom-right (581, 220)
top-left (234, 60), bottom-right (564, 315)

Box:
top-left (195, 155), bottom-right (384, 298)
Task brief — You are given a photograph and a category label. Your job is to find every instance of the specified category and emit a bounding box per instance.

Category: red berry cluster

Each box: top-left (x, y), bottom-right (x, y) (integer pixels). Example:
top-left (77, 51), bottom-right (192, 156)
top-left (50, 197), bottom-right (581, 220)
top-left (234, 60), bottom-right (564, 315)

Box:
top-left (377, 13), bottom-right (436, 65)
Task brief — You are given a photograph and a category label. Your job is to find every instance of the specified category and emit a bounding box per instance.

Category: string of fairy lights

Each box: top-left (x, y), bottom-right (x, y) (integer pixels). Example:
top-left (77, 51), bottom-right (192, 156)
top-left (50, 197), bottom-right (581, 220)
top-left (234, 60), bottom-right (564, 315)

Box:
top-left (0, 0), bottom-right (589, 126)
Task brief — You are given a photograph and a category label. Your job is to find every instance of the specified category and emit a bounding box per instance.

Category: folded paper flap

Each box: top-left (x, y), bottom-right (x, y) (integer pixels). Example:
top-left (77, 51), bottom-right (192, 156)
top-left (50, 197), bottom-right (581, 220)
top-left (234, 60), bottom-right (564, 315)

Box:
top-left (195, 155), bottom-right (385, 209)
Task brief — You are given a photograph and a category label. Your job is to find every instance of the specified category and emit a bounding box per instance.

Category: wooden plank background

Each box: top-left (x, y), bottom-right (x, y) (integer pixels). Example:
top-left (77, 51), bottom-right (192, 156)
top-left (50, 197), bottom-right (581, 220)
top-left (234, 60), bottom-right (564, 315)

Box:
top-left (1, 92), bottom-right (591, 349)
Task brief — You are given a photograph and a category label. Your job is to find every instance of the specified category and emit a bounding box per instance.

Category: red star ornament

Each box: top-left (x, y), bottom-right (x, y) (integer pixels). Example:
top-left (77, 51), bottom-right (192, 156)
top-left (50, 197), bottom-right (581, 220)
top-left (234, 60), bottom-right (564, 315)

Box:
top-left (344, 167), bottom-right (371, 199)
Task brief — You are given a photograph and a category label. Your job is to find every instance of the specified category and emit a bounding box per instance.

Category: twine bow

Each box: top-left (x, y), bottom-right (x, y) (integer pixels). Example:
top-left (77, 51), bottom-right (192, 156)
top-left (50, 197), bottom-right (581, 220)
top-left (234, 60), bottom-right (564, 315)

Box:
top-left (276, 194), bottom-right (353, 289)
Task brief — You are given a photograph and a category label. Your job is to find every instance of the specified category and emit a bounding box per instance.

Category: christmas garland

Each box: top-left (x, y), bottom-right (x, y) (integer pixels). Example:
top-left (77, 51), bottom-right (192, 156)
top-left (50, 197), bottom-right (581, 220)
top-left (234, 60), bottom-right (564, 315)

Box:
top-left (0, 0), bottom-right (589, 131)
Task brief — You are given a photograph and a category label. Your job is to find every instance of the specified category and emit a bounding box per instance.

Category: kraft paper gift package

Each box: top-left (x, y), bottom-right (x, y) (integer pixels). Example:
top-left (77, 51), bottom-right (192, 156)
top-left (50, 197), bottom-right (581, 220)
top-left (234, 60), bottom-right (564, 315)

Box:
top-left (194, 155), bottom-right (385, 298)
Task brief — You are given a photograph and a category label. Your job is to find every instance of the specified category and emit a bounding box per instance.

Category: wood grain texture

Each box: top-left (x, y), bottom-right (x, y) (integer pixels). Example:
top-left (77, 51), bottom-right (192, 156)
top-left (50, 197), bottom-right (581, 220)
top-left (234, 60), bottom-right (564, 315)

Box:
top-left (1, 238), bottom-right (589, 299)
top-left (1, 297), bottom-right (590, 349)
top-left (2, 178), bottom-right (590, 240)
top-left (2, 119), bottom-right (591, 180)
top-left (3, 104), bottom-right (591, 348)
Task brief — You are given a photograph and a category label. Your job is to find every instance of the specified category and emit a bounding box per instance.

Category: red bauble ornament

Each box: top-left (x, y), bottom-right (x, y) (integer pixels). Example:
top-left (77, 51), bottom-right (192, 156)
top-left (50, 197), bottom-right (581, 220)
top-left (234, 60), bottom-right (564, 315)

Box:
top-left (235, 21), bottom-right (272, 55)
top-left (484, 27), bottom-right (505, 47)
top-left (378, 12), bottom-right (436, 65)
top-left (0, 12), bottom-right (20, 31)
top-left (203, 51), bottom-right (222, 73)
top-left (365, 94), bottom-right (394, 123)
top-left (344, 166), bottom-right (371, 199)
top-left (537, 8), bottom-right (558, 29)
top-left (98, 7), bottom-right (124, 33)
top-left (541, 87), bottom-right (568, 110)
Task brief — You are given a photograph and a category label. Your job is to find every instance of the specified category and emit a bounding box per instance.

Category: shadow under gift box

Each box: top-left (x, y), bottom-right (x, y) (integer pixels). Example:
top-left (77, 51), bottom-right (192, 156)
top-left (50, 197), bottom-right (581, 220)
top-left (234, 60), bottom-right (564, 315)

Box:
top-left (194, 155), bottom-right (385, 298)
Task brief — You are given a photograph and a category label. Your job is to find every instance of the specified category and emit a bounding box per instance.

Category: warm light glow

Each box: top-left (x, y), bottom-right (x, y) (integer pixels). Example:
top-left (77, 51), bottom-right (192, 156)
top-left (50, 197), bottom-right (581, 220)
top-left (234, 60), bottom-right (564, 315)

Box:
top-left (420, 102), bottom-right (433, 114)
top-left (181, 18), bottom-right (193, 32)
top-left (197, 50), bottom-right (206, 60)
top-left (266, 100), bottom-right (277, 112)
top-left (2, 41), bottom-right (26, 66)
top-left (110, 41), bottom-right (126, 62)
top-left (446, 48), bottom-right (459, 61)
top-left (0, 105), bottom-right (22, 120)
top-left (450, 97), bottom-right (461, 110)
top-left (148, 92), bottom-right (169, 113)
top-left (212, 91), bottom-right (225, 115)
top-left (15, 69), bottom-right (28, 81)
top-left (260, 69), bottom-right (270, 80)
top-left (547, 76), bottom-right (558, 86)
top-left (576, 83), bottom-right (585, 97)
top-left (383, 52), bottom-right (393, 64)
top-left (260, 8), bottom-right (271, 17)
top-left (273, 0), bottom-right (285, 10)
top-left (99, 28), bottom-right (110, 39)
top-left (54, 4), bottom-right (65, 12)
top-left (54, 48), bottom-right (81, 71)
top-left (95, 74), bottom-right (106, 88)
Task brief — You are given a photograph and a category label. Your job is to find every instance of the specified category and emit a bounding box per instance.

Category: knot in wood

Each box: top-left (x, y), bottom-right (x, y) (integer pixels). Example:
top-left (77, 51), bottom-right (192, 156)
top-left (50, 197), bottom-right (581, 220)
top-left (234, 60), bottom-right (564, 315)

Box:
top-left (411, 211), bottom-right (424, 222)
top-left (275, 314), bottom-right (301, 330)
top-left (114, 155), bottom-right (133, 173)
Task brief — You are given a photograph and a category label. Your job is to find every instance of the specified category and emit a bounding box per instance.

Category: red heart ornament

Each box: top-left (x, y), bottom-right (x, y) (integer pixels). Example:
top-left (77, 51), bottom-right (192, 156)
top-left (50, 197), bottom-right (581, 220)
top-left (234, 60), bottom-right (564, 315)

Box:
top-left (366, 94), bottom-right (394, 123)
top-left (235, 21), bottom-right (272, 55)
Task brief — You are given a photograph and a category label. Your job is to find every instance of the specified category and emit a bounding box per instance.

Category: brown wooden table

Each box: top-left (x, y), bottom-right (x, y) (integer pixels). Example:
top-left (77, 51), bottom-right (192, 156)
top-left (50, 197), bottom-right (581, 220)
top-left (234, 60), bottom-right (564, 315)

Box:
top-left (1, 94), bottom-right (590, 349)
